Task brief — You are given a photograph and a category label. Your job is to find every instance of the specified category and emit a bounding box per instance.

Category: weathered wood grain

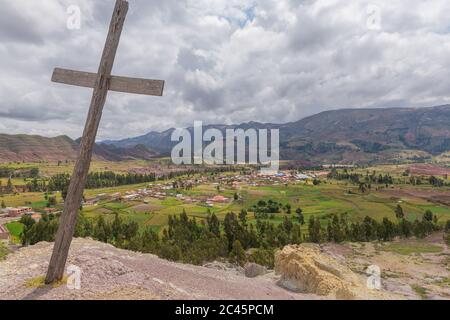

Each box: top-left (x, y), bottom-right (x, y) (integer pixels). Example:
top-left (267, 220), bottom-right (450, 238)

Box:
top-left (45, 0), bottom-right (129, 284)
top-left (52, 68), bottom-right (164, 96)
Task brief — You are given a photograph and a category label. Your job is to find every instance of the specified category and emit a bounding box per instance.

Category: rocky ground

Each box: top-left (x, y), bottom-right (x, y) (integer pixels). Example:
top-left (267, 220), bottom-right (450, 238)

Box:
top-left (320, 233), bottom-right (450, 300)
top-left (0, 234), bottom-right (448, 300)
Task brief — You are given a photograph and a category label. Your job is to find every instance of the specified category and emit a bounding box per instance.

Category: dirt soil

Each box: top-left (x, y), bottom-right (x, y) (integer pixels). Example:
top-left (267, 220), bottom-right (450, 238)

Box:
top-left (322, 233), bottom-right (450, 300)
top-left (0, 238), bottom-right (317, 300)
top-left (409, 164), bottom-right (450, 176)
top-left (380, 187), bottom-right (450, 206)
top-left (0, 235), bottom-right (448, 300)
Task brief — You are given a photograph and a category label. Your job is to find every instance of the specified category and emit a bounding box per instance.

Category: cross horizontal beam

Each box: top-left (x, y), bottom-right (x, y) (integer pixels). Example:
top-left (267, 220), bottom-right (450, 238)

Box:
top-left (52, 67), bottom-right (164, 96)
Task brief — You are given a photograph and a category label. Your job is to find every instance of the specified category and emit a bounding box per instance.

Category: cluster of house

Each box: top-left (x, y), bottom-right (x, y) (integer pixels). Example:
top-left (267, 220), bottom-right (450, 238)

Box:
top-left (79, 169), bottom-right (330, 212)
top-left (0, 206), bottom-right (46, 242)
top-left (0, 206), bottom-right (43, 222)
top-left (205, 195), bottom-right (229, 207)
top-left (207, 171), bottom-right (324, 189)
top-left (126, 186), bottom-right (173, 200)
top-left (121, 186), bottom-right (172, 202)
top-left (83, 184), bottom-right (174, 206)
top-left (84, 192), bottom-right (122, 205)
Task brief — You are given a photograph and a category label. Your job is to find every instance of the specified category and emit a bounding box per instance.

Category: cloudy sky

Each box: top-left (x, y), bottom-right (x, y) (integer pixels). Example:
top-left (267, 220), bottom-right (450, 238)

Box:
top-left (1, 0), bottom-right (450, 140)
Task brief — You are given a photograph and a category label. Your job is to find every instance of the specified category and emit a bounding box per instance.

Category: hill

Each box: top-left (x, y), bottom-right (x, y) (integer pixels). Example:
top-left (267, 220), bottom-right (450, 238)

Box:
top-left (0, 105), bottom-right (449, 164)
top-left (0, 134), bottom-right (157, 163)
top-left (104, 105), bottom-right (450, 164)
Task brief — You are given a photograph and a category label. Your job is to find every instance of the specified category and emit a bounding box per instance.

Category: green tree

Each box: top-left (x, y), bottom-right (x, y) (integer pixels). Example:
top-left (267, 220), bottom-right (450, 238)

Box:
top-left (328, 214), bottom-right (344, 243)
top-left (381, 217), bottom-right (395, 241)
top-left (291, 224), bottom-right (302, 244)
top-left (94, 216), bottom-right (111, 243)
top-left (423, 210), bottom-right (433, 223)
top-left (358, 183), bottom-right (367, 193)
top-left (295, 208), bottom-right (304, 225)
top-left (308, 216), bottom-right (321, 243)
top-left (229, 240), bottom-right (246, 266)
top-left (111, 213), bottom-right (123, 242)
top-left (445, 220), bottom-right (450, 233)
top-left (223, 212), bottom-right (241, 250)
top-left (1, 200), bottom-right (5, 209)
top-left (6, 178), bottom-right (13, 193)
top-left (413, 220), bottom-right (426, 239)
top-left (285, 204), bottom-right (291, 214)
top-left (282, 216), bottom-right (293, 234)
top-left (239, 209), bottom-right (247, 227)
top-left (395, 204), bottom-right (404, 219)
top-left (398, 219), bottom-right (412, 238)
top-left (47, 196), bottom-right (57, 207)
top-left (206, 213), bottom-right (220, 237)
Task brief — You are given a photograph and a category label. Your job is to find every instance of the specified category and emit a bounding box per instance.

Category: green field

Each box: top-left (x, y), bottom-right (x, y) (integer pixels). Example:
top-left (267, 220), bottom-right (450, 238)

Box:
top-left (2, 161), bottom-right (449, 237)
top-left (1, 159), bottom-right (172, 178)
top-left (379, 242), bottom-right (444, 255)
top-left (6, 222), bottom-right (23, 243)
top-left (76, 180), bottom-right (450, 235)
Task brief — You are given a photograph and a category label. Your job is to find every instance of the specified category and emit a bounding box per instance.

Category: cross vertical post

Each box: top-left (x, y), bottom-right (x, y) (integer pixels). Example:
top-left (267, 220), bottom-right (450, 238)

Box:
top-left (45, 0), bottom-right (129, 283)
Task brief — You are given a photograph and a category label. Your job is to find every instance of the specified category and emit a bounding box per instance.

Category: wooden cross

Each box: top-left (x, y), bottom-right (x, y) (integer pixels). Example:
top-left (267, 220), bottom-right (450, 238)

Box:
top-left (45, 0), bottom-right (164, 283)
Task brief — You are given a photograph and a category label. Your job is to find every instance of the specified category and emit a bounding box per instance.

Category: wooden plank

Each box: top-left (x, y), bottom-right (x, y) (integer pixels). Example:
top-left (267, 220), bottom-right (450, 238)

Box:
top-left (110, 74), bottom-right (164, 96)
top-left (52, 68), bottom-right (165, 96)
top-left (45, 0), bottom-right (129, 284)
top-left (52, 68), bottom-right (96, 89)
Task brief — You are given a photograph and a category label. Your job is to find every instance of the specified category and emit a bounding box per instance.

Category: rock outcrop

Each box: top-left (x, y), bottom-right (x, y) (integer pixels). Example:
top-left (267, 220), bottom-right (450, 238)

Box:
top-left (274, 244), bottom-right (397, 300)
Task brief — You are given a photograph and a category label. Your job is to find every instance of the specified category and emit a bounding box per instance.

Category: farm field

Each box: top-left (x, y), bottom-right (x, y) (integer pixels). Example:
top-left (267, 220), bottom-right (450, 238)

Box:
top-left (1, 161), bottom-right (449, 236)
top-left (73, 179), bottom-right (450, 234)
top-left (1, 159), bottom-right (170, 178)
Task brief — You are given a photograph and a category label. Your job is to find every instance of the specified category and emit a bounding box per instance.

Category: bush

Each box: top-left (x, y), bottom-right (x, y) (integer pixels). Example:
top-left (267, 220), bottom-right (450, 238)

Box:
top-left (229, 240), bottom-right (246, 267)
top-left (248, 248), bottom-right (275, 269)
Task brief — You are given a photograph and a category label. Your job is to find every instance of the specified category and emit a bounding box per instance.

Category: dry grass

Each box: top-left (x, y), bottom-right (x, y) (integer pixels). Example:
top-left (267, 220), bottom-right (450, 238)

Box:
top-left (25, 275), bottom-right (68, 289)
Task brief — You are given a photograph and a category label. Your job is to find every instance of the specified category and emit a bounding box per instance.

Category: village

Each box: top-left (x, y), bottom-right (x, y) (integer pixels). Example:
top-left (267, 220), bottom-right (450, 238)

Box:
top-left (0, 169), bottom-right (325, 243)
top-left (81, 169), bottom-right (324, 206)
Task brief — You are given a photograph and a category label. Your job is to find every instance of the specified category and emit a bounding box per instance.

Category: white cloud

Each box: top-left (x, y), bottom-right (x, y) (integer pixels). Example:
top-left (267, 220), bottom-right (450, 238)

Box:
top-left (1, 0), bottom-right (450, 140)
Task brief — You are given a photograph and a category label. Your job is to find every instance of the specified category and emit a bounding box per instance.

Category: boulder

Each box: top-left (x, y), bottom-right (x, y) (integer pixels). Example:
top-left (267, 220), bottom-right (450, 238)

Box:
top-left (275, 244), bottom-right (395, 300)
top-left (244, 263), bottom-right (267, 278)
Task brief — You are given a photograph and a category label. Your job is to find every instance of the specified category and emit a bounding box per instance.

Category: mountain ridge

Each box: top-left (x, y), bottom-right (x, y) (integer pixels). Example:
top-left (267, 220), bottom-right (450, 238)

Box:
top-left (103, 105), bottom-right (450, 164)
top-left (1, 105), bottom-right (449, 164)
top-left (0, 134), bottom-right (157, 163)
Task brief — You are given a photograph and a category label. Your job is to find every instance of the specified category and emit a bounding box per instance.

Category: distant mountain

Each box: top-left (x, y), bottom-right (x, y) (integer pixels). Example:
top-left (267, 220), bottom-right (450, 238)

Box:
top-left (0, 134), bottom-right (157, 163)
top-left (1, 105), bottom-right (448, 164)
top-left (103, 105), bottom-right (450, 164)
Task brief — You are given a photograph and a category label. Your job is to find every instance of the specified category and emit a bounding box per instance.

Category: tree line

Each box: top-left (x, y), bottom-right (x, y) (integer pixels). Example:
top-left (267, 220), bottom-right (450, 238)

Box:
top-left (308, 209), bottom-right (438, 243)
top-left (18, 204), bottom-right (444, 269)
top-left (327, 168), bottom-right (394, 185)
top-left (46, 171), bottom-right (157, 194)
top-left (0, 167), bottom-right (39, 179)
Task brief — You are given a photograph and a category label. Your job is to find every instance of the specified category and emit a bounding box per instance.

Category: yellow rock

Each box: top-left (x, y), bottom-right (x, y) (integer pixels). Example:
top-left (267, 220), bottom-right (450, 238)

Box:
top-left (275, 244), bottom-right (398, 300)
